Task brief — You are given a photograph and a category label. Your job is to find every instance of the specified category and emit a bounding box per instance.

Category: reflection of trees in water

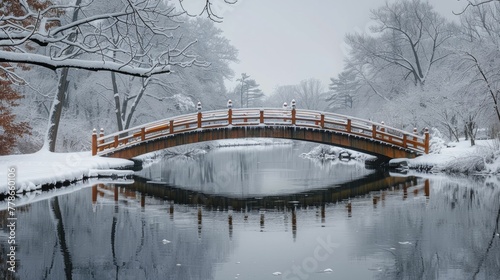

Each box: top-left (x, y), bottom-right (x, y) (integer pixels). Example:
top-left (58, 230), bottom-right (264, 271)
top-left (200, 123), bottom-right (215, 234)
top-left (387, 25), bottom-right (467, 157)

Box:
top-left (50, 197), bottom-right (73, 280)
top-left (350, 178), bottom-right (500, 280)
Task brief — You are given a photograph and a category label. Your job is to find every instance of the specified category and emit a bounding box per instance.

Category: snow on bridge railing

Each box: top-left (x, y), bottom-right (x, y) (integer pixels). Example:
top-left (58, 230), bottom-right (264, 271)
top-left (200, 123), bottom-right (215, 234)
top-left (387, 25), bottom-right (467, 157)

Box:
top-left (92, 101), bottom-right (429, 156)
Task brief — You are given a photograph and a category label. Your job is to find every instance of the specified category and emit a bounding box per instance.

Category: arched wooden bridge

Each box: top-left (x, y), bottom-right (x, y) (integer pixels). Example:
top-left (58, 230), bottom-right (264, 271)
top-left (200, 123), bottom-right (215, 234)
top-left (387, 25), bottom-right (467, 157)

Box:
top-left (92, 105), bottom-right (429, 162)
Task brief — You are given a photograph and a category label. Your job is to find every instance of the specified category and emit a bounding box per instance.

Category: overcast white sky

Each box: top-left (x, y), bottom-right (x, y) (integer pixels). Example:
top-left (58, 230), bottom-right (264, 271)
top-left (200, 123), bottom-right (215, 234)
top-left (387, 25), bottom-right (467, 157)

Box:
top-left (197, 0), bottom-right (467, 95)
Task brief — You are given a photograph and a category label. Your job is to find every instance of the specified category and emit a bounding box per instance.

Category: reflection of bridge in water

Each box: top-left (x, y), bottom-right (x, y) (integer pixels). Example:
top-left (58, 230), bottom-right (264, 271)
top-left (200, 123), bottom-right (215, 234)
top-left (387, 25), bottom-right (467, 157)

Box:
top-left (91, 174), bottom-right (430, 239)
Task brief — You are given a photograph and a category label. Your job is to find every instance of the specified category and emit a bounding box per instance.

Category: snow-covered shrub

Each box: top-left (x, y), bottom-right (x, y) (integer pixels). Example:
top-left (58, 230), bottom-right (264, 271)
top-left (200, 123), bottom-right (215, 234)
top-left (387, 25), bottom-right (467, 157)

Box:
top-left (441, 143), bottom-right (499, 174)
top-left (441, 156), bottom-right (485, 174)
top-left (162, 146), bottom-right (207, 160)
top-left (300, 144), bottom-right (370, 161)
top-left (483, 139), bottom-right (500, 174)
top-left (429, 127), bottom-right (446, 154)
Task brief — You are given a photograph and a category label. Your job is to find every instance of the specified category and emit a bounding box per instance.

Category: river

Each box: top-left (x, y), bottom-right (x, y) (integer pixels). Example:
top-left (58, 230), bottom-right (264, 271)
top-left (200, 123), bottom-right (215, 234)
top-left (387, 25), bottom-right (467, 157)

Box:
top-left (1, 142), bottom-right (499, 280)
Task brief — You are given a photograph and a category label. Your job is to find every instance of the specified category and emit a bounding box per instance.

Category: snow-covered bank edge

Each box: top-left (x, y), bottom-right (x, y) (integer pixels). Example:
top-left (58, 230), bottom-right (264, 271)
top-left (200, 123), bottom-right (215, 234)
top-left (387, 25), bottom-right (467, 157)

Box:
top-left (0, 178), bottom-right (134, 210)
top-left (0, 150), bottom-right (134, 196)
top-left (389, 139), bottom-right (500, 175)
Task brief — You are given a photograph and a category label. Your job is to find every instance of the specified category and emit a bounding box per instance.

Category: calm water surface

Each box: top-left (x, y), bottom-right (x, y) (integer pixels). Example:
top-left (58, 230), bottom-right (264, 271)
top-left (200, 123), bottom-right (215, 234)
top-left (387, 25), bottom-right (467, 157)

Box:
top-left (1, 143), bottom-right (500, 280)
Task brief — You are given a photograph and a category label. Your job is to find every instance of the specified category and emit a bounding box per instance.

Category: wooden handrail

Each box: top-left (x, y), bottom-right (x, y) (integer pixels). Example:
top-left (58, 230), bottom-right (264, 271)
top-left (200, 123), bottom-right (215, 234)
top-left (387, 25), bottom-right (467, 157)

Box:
top-left (92, 108), bottom-right (430, 156)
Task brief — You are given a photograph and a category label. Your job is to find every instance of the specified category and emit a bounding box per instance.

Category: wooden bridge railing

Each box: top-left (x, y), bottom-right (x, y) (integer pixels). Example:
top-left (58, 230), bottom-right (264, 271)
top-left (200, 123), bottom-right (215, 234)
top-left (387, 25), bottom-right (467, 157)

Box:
top-left (92, 102), bottom-right (429, 156)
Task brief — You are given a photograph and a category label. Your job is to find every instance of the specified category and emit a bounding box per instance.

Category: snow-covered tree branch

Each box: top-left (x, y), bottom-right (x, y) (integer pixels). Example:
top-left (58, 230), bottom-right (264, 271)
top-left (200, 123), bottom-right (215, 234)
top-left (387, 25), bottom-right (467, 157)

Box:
top-left (0, 0), bottom-right (206, 81)
top-left (179, 0), bottom-right (237, 22)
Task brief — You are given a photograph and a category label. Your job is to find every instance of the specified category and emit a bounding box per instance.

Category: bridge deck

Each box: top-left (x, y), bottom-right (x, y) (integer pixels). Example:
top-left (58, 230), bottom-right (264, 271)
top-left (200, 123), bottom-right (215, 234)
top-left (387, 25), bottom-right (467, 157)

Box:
top-left (92, 108), bottom-right (429, 160)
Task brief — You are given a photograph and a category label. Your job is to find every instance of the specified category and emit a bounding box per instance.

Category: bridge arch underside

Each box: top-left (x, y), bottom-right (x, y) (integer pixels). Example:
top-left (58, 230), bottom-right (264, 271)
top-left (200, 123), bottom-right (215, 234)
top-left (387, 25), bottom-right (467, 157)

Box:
top-left (104, 126), bottom-right (420, 162)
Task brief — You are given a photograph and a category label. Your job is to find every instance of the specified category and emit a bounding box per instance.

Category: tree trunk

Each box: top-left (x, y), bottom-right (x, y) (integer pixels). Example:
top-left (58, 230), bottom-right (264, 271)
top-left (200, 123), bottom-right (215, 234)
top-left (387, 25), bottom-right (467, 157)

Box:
top-left (42, 0), bottom-right (82, 152)
top-left (466, 118), bottom-right (476, 146)
top-left (124, 78), bottom-right (148, 129)
top-left (43, 69), bottom-right (70, 152)
top-left (111, 72), bottom-right (124, 132)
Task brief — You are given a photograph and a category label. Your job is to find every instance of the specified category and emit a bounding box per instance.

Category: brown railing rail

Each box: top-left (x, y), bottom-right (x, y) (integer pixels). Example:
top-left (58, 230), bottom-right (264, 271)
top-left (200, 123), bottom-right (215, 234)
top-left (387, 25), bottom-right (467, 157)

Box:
top-left (92, 107), bottom-right (429, 156)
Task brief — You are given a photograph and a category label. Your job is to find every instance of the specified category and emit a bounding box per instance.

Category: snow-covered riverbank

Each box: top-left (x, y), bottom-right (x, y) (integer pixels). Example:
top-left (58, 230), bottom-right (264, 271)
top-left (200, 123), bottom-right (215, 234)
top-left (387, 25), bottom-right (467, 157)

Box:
top-left (0, 150), bottom-right (134, 195)
top-left (390, 139), bottom-right (500, 174)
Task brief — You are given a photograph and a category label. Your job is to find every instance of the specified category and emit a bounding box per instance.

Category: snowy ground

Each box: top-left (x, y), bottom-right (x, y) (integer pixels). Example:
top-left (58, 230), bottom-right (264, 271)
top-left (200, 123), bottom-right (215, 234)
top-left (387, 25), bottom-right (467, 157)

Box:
top-left (390, 139), bottom-right (500, 174)
top-left (0, 150), bottom-right (133, 195)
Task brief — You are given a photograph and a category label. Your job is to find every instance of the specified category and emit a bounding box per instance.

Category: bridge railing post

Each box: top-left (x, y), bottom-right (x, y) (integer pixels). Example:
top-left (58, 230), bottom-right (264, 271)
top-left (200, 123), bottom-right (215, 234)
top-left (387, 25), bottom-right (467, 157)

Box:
top-left (346, 119), bottom-right (351, 133)
top-left (169, 120), bottom-right (174, 134)
top-left (413, 128), bottom-right (418, 148)
top-left (141, 127), bottom-right (146, 141)
top-left (403, 134), bottom-right (407, 148)
top-left (291, 99), bottom-right (296, 125)
top-left (260, 110), bottom-right (264, 124)
top-left (424, 127), bottom-right (430, 154)
top-left (372, 124), bottom-right (377, 139)
top-left (320, 114), bottom-right (325, 128)
top-left (91, 128), bottom-right (97, 156)
top-left (98, 128), bottom-right (104, 152)
top-left (197, 101), bottom-right (202, 128)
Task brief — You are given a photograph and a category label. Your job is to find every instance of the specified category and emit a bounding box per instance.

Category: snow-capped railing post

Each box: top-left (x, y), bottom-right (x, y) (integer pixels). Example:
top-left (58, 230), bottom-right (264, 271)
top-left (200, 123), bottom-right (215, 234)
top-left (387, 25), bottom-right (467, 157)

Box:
top-left (424, 127), bottom-right (430, 154)
top-left (291, 99), bottom-right (296, 125)
top-left (91, 128), bottom-right (97, 156)
top-left (346, 119), bottom-right (352, 133)
top-left (282, 102), bottom-right (288, 123)
top-left (227, 100), bottom-right (233, 125)
top-left (320, 114), bottom-right (325, 128)
top-left (98, 128), bottom-right (104, 152)
top-left (260, 110), bottom-right (264, 124)
top-left (372, 124), bottom-right (377, 139)
top-left (380, 121), bottom-right (385, 140)
top-left (413, 128), bottom-right (418, 147)
top-left (197, 101), bottom-right (202, 128)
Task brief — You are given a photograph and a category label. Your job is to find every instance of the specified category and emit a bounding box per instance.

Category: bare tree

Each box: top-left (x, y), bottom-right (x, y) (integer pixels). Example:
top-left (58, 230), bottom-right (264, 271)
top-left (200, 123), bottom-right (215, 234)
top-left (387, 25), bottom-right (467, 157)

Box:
top-left (346, 0), bottom-right (454, 86)
top-left (266, 85), bottom-right (297, 108)
top-left (294, 78), bottom-right (328, 111)
top-left (0, 0), bottom-right (210, 151)
top-left (458, 3), bottom-right (500, 125)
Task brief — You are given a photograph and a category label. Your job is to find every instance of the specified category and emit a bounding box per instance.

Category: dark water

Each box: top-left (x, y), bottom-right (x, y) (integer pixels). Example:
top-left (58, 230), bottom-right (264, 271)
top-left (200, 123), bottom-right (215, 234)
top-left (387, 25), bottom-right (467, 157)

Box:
top-left (1, 143), bottom-right (500, 280)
